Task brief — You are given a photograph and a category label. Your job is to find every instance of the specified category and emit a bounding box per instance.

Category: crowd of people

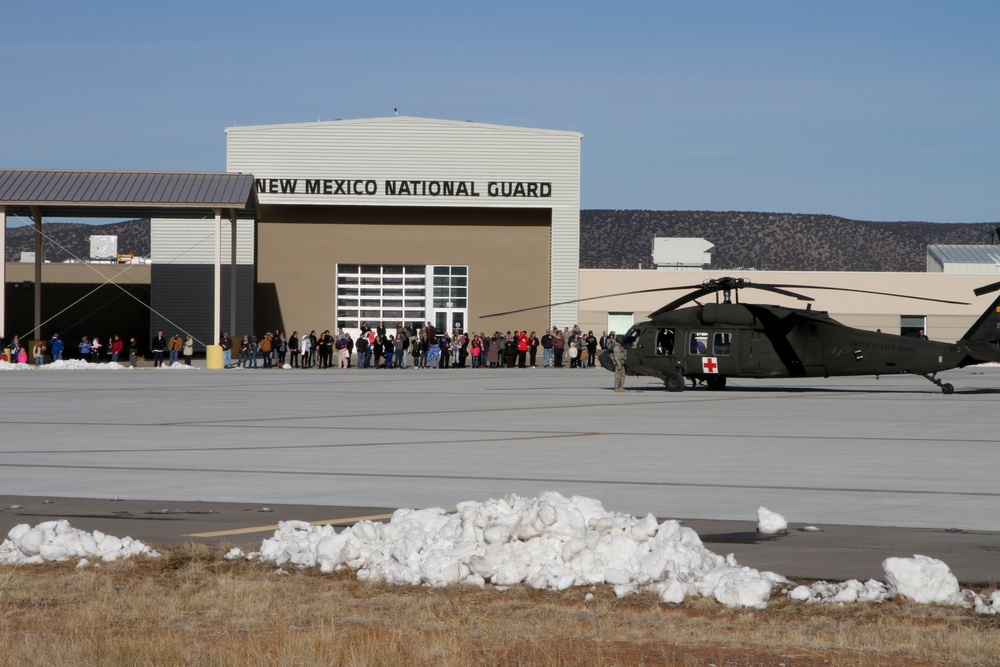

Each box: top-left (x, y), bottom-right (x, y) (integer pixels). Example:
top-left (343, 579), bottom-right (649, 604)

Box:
top-left (215, 322), bottom-right (617, 371)
top-left (3, 331), bottom-right (195, 368)
top-left (5, 322), bottom-right (623, 373)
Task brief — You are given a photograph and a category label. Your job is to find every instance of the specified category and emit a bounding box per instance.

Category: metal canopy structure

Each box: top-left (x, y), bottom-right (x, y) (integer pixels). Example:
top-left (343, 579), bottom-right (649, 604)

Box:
top-left (0, 169), bottom-right (258, 347)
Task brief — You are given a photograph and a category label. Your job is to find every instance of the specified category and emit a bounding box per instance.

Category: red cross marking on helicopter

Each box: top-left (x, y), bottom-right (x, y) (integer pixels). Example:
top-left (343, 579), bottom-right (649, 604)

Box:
top-left (702, 357), bottom-right (718, 373)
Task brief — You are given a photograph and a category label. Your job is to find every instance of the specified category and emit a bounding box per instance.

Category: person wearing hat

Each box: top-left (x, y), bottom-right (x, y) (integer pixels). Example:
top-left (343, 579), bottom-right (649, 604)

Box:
top-left (49, 333), bottom-right (64, 361)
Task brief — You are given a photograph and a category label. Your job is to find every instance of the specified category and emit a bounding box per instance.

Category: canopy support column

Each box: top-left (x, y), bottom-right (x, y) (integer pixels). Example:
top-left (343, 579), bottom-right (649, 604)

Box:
top-left (213, 208), bottom-right (222, 342)
top-left (230, 212), bottom-right (237, 337)
top-left (31, 207), bottom-right (42, 341)
top-left (0, 206), bottom-right (5, 341)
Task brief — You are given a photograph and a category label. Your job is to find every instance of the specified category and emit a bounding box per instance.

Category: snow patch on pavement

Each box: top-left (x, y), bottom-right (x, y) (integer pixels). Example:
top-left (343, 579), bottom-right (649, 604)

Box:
top-left (757, 506), bottom-right (787, 534)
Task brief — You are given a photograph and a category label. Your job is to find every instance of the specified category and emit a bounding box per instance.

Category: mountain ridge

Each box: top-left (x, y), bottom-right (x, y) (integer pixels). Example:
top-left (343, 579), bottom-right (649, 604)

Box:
top-left (581, 210), bottom-right (997, 271)
top-left (4, 213), bottom-right (998, 271)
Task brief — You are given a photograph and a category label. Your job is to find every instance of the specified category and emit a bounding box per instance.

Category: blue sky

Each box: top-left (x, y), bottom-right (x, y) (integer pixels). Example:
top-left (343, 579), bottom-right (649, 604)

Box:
top-left (2, 1), bottom-right (997, 222)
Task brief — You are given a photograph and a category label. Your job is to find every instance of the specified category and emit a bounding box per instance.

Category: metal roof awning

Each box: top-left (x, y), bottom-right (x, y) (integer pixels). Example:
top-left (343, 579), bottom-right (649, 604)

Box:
top-left (0, 169), bottom-right (257, 219)
top-left (1, 169), bottom-right (258, 348)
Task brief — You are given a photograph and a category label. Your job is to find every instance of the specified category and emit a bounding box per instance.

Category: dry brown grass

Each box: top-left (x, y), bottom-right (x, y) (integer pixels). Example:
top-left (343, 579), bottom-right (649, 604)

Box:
top-left (0, 543), bottom-right (997, 666)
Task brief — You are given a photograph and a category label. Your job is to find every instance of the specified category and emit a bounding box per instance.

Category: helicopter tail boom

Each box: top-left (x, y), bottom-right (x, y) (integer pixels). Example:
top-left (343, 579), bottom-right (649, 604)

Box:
top-left (958, 291), bottom-right (1000, 364)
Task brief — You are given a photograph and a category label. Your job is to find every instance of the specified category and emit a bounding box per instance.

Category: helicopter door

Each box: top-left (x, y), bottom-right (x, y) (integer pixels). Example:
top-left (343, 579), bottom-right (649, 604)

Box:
top-left (688, 332), bottom-right (709, 356)
top-left (639, 329), bottom-right (657, 356)
top-left (712, 332), bottom-right (732, 356)
top-left (656, 328), bottom-right (675, 355)
top-left (688, 331), bottom-right (733, 376)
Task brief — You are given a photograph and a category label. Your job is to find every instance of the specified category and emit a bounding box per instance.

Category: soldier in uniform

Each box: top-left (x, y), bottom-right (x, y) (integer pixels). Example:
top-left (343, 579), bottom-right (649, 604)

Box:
top-left (611, 332), bottom-right (627, 392)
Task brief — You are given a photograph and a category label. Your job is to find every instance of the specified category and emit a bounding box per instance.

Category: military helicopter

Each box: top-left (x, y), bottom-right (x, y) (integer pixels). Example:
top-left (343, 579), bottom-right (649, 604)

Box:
top-left (485, 277), bottom-right (1000, 394)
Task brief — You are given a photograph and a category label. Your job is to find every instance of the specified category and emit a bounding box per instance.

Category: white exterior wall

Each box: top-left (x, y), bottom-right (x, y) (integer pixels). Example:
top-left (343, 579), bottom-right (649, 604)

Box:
top-left (941, 263), bottom-right (1000, 275)
top-left (225, 116), bottom-right (582, 325)
top-left (151, 218), bottom-right (255, 265)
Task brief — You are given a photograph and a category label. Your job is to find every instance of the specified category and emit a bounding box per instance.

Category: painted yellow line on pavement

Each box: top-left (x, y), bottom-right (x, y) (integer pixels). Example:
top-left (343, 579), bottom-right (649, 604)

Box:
top-left (183, 513), bottom-right (395, 538)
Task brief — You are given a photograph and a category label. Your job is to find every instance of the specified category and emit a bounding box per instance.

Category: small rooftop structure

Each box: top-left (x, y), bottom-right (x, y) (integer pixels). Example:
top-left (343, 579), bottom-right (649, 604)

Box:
top-left (927, 245), bottom-right (1000, 274)
top-left (90, 235), bottom-right (117, 261)
top-left (652, 237), bottom-right (714, 270)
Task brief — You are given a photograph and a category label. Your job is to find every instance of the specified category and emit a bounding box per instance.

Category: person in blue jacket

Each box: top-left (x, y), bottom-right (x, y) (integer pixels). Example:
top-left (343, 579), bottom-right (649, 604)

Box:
top-left (50, 333), bottom-right (64, 361)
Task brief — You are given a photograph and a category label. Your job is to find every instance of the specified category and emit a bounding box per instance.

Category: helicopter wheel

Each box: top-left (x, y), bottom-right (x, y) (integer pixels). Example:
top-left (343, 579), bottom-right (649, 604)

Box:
top-left (665, 372), bottom-right (685, 392)
top-left (941, 383), bottom-right (954, 395)
top-left (706, 376), bottom-right (727, 391)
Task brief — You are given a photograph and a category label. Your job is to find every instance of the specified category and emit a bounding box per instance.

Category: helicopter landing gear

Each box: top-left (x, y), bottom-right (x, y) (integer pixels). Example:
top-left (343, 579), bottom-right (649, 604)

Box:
top-left (665, 372), bottom-right (685, 392)
top-left (706, 376), bottom-right (727, 391)
top-left (921, 373), bottom-right (954, 394)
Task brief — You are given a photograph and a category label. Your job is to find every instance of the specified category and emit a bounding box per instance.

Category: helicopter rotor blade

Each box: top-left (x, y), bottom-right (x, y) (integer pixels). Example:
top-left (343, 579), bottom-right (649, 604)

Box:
top-left (481, 276), bottom-right (971, 320)
top-left (768, 284), bottom-right (969, 306)
top-left (648, 288), bottom-right (717, 317)
top-left (973, 280), bottom-right (1000, 297)
top-left (748, 284), bottom-right (815, 301)
top-left (479, 284), bottom-right (705, 319)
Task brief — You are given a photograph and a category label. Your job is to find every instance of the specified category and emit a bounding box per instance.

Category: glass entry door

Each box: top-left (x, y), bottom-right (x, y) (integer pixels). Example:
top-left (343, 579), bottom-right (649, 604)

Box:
top-left (435, 310), bottom-right (465, 336)
top-left (430, 266), bottom-right (468, 336)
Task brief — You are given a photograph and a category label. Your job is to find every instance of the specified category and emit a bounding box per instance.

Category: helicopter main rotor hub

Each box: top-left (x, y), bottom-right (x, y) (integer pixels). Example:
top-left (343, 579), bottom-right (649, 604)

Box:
top-left (702, 277), bottom-right (751, 304)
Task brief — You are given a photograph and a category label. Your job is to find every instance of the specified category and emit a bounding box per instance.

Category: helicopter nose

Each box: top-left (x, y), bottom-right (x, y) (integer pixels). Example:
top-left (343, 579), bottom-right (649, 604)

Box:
top-left (598, 351), bottom-right (615, 371)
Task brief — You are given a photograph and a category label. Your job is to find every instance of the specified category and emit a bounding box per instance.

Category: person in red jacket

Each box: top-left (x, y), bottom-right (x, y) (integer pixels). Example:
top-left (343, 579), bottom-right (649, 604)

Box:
top-left (110, 335), bottom-right (124, 363)
top-left (517, 331), bottom-right (529, 368)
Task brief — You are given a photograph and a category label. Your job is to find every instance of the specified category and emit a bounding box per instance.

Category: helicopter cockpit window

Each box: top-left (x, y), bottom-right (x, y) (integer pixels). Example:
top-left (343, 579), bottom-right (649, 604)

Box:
top-left (622, 328), bottom-right (641, 349)
top-left (713, 332), bottom-right (732, 356)
top-left (689, 332), bottom-right (709, 355)
top-left (656, 328), bottom-right (675, 355)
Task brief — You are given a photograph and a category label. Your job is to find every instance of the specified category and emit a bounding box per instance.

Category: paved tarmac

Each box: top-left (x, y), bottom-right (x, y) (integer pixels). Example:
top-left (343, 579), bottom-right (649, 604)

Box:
top-left (1, 362), bottom-right (998, 584)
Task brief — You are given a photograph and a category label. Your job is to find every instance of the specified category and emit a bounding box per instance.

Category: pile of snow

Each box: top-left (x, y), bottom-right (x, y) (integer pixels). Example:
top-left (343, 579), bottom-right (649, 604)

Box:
top-left (0, 520), bottom-right (159, 565)
top-left (6, 494), bottom-right (997, 614)
top-left (0, 360), bottom-right (35, 371)
top-left (757, 506), bottom-right (787, 534)
top-left (786, 579), bottom-right (890, 604)
top-left (0, 359), bottom-right (129, 371)
top-left (785, 557), bottom-right (1000, 614)
top-left (0, 359), bottom-right (200, 371)
top-left (237, 492), bottom-right (786, 608)
top-left (224, 492), bottom-right (1000, 613)
top-left (884, 554), bottom-right (961, 604)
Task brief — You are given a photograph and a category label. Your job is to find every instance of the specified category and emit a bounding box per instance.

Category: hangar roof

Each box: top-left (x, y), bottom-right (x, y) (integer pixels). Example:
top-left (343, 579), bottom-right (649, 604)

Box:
top-left (225, 115), bottom-right (583, 138)
top-left (0, 169), bottom-right (257, 219)
top-left (928, 245), bottom-right (1000, 265)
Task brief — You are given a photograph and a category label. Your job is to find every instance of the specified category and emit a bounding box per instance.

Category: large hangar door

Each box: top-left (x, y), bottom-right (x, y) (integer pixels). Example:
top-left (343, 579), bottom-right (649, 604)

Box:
top-left (336, 264), bottom-right (426, 333)
top-left (335, 264), bottom-right (469, 337)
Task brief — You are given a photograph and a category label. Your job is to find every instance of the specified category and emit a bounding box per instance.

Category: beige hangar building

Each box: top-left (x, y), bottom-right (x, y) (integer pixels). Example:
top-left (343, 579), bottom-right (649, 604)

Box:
top-left (153, 116), bottom-right (583, 342)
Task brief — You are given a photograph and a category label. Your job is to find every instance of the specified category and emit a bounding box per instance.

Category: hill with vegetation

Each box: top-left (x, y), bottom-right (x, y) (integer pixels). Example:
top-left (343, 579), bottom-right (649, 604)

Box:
top-left (581, 210), bottom-right (998, 271)
top-left (3, 219), bottom-right (150, 263)
top-left (4, 213), bottom-right (998, 271)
